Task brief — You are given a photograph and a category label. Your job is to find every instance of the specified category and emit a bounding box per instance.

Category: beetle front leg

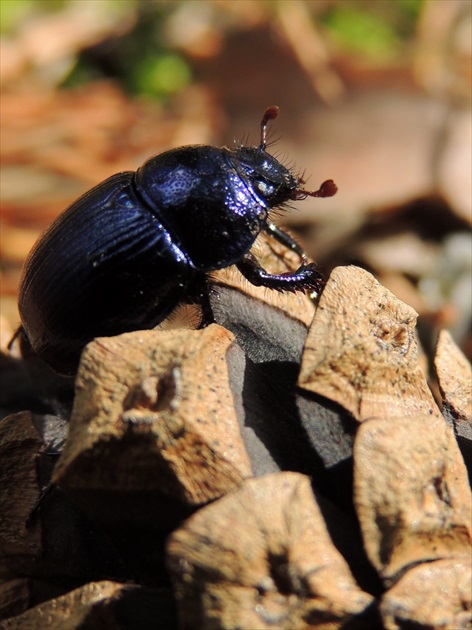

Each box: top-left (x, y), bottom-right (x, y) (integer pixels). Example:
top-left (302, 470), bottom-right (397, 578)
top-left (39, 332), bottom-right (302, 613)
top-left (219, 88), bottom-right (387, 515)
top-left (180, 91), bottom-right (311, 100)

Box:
top-left (236, 252), bottom-right (325, 295)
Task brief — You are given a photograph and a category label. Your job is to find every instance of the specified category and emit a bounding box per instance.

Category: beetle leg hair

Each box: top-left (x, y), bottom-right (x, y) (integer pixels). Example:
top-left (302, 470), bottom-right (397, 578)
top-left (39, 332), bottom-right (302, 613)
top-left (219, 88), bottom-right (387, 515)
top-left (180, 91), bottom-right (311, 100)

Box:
top-left (236, 252), bottom-right (325, 294)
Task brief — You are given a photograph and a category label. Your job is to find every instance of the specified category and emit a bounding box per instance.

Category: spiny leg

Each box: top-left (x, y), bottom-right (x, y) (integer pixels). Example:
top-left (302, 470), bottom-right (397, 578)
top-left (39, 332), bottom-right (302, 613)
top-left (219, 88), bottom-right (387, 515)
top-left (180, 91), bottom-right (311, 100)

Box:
top-left (236, 252), bottom-right (324, 295)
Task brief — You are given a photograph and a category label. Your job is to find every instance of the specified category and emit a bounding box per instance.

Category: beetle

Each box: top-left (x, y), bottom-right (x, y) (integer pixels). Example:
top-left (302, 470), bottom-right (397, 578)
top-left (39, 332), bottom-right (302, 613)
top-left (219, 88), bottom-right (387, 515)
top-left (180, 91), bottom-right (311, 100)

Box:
top-left (17, 106), bottom-right (336, 375)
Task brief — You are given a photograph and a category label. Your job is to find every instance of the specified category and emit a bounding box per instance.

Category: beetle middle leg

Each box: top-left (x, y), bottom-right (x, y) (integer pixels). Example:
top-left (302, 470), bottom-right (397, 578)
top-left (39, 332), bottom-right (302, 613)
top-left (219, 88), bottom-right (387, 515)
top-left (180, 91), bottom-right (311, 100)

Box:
top-left (236, 252), bottom-right (324, 294)
top-left (264, 222), bottom-right (308, 262)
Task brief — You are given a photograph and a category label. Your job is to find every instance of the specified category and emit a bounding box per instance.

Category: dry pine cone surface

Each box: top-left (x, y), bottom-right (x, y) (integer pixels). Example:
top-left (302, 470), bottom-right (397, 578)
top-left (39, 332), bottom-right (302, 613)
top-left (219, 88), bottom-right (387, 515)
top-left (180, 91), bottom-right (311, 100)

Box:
top-left (0, 261), bottom-right (471, 630)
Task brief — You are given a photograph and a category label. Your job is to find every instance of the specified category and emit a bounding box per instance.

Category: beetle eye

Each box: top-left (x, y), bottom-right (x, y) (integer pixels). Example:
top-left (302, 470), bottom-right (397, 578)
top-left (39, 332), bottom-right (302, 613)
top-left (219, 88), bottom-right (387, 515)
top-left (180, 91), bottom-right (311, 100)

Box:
top-left (255, 180), bottom-right (273, 196)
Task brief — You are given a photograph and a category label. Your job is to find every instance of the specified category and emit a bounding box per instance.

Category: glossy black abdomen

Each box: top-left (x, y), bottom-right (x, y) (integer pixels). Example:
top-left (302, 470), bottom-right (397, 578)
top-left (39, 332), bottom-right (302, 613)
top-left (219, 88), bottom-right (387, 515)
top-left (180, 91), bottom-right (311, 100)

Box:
top-left (19, 172), bottom-right (193, 374)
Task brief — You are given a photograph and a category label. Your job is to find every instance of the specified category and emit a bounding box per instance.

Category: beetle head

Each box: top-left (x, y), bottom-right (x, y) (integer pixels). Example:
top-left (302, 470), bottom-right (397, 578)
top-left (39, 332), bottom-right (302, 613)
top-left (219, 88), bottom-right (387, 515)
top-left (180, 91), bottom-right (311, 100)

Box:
top-left (231, 106), bottom-right (337, 208)
top-left (231, 145), bottom-right (301, 208)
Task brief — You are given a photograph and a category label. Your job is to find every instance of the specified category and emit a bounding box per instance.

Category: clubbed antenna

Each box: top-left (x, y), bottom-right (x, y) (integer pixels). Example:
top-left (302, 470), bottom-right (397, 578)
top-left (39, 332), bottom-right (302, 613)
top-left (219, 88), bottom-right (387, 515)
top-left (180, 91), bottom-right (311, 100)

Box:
top-left (300, 179), bottom-right (338, 198)
top-left (260, 106), bottom-right (279, 150)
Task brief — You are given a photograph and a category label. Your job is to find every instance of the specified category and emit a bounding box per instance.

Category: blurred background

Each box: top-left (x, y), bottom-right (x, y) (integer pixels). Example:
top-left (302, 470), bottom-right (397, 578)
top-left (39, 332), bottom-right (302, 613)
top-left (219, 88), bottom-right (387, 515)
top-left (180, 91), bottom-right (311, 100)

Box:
top-left (1, 0), bottom-right (471, 358)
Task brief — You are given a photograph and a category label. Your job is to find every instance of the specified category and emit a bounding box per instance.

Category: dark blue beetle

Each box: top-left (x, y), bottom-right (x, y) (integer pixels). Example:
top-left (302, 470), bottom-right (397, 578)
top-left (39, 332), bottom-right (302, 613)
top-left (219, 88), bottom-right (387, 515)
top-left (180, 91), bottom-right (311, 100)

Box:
top-left (18, 106), bottom-right (336, 375)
